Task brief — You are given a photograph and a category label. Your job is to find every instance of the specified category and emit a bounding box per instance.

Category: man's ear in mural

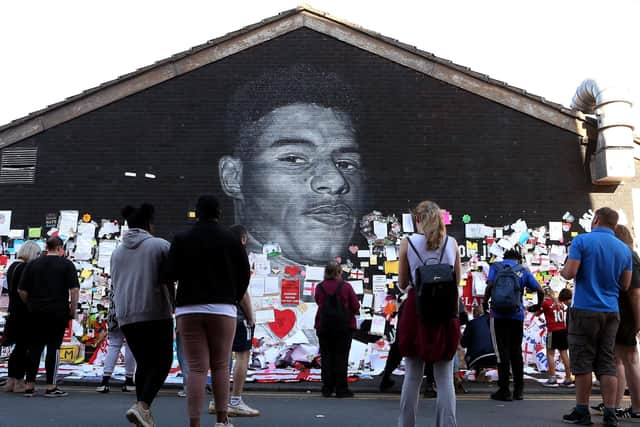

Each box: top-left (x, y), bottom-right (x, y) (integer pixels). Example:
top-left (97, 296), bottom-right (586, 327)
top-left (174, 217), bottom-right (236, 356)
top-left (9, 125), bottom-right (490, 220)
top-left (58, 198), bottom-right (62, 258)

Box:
top-left (218, 155), bottom-right (244, 200)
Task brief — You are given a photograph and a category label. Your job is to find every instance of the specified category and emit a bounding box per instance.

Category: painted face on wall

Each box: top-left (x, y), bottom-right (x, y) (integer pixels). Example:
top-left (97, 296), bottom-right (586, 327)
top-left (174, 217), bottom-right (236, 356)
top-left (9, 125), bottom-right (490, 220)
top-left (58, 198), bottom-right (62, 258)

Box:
top-left (219, 103), bottom-right (365, 265)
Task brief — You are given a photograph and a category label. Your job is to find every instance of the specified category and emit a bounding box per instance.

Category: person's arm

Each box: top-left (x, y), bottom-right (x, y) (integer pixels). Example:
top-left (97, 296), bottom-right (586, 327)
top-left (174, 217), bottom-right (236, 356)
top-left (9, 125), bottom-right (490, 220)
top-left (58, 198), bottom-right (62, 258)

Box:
top-left (451, 238), bottom-right (462, 315)
top-left (239, 291), bottom-right (254, 327)
top-left (460, 321), bottom-right (471, 348)
top-left (561, 237), bottom-right (582, 280)
top-left (483, 265), bottom-right (496, 312)
top-left (17, 262), bottom-right (32, 304)
top-left (630, 288), bottom-right (640, 333)
top-left (620, 270), bottom-right (632, 292)
top-left (232, 239), bottom-right (250, 301)
top-left (398, 238), bottom-right (410, 291)
top-left (69, 288), bottom-right (79, 319)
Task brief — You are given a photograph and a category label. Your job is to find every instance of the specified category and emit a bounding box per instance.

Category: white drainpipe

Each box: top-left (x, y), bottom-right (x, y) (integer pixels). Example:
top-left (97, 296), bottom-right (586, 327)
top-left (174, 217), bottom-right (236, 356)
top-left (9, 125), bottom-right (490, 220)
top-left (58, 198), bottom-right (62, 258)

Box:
top-left (571, 79), bottom-right (635, 184)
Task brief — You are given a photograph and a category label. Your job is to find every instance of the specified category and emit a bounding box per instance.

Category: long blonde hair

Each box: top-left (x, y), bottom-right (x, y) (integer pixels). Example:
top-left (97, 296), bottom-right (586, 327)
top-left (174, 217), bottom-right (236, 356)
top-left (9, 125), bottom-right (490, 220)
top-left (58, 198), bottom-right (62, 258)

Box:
top-left (414, 200), bottom-right (445, 250)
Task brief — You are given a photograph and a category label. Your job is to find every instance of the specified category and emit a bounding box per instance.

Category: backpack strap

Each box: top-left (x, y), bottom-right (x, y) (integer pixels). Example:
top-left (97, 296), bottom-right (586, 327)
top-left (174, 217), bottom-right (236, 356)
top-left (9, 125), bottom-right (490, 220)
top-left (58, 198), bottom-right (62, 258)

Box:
top-left (438, 236), bottom-right (450, 264)
top-left (407, 237), bottom-right (426, 265)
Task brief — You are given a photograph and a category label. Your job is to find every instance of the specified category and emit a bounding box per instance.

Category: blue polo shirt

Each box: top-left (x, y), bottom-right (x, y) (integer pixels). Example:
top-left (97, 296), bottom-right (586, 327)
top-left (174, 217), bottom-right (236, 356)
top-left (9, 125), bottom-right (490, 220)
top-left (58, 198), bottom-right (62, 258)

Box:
top-left (569, 226), bottom-right (632, 312)
top-left (488, 259), bottom-right (541, 321)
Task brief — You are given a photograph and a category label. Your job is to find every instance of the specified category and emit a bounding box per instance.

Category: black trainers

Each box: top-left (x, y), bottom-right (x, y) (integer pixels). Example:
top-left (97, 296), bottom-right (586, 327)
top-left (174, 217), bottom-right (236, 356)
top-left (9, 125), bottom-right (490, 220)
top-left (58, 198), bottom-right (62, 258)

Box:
top-left (44, 387), bottom-right (68, 398)
top-left (562, 408), bottom-right (592, 425)
top-left (513, 389), bottom-right (523, 401)
top-left (590, 403), bottom-right (604, 414)
top-left (490, 388), bottom-right (512, 402)
top-left (603, 412), bottom-right (619, 427)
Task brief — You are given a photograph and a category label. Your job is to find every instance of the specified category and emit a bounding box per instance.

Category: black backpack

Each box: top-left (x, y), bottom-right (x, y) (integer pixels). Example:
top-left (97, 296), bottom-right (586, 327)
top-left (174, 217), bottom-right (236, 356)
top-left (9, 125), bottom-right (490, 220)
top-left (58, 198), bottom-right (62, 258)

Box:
top-left (318, 281), bottom-right (350, 335)
top-left (408, 236), bottom-right (458, 324)
top-left (489, 263), bottom-right (524, 315)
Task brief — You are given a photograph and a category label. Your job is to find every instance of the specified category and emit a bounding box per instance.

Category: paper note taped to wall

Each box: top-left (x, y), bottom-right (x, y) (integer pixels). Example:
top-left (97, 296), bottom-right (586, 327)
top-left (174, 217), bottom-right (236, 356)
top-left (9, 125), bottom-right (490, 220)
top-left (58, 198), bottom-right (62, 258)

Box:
top-left (255, 309), bottom-right (275, 324)
top-left (305, 266), bottom-right (324, 281)
top-left (373, 221), bottom-right (388, 239)
top-left (402, 213), bottom-right (414, 233)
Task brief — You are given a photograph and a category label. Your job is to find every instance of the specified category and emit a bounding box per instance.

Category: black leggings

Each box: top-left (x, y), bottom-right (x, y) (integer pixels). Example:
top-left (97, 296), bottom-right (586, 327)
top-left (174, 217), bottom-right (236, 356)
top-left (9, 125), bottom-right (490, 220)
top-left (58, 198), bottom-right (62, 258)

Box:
top-left (318, 332), bottom-right (352, 394)
top-left (8, 338), bottom-right (28, 379)
top-left (25, 313), bottom-right (67, 384)
top-left (121, 319), bottom-right (174, 406)
top-left (491, 318), bottom-right (524, 391)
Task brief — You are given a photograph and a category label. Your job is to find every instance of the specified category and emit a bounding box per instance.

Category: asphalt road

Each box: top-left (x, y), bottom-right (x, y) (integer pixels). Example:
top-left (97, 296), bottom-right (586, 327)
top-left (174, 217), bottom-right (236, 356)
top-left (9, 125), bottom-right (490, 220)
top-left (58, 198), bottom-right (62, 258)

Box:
top-left (0, 387), bottom-right (630, 427)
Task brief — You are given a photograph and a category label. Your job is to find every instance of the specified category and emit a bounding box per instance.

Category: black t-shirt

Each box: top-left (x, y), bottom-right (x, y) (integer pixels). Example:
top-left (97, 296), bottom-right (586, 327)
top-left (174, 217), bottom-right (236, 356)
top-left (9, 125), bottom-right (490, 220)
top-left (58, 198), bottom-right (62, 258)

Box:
top-left (18, 255), bottom-right (80, 315)
top-left (7, 261), bottom-right (28, 317)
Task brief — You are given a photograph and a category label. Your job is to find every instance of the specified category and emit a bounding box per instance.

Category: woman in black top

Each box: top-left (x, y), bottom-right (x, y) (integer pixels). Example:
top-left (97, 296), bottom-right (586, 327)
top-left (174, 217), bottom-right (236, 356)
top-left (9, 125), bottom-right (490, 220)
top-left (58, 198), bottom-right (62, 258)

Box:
top-left (3, 241), bottom-right (41, 393)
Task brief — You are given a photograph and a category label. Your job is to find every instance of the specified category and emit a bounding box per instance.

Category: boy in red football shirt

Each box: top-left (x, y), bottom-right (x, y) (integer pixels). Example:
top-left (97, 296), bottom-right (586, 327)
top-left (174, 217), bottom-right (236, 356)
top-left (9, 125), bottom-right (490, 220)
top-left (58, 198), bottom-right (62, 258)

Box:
top-left (538, 288), bottom-right (573, 387)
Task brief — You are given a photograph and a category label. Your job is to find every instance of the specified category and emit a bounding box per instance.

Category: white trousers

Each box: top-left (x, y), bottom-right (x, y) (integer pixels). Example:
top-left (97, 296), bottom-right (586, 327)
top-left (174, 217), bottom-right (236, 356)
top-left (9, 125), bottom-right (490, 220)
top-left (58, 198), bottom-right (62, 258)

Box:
top-left (399, 357), bottom-right (457, 427)
top-left (103, 328), bottom-right (136, 377)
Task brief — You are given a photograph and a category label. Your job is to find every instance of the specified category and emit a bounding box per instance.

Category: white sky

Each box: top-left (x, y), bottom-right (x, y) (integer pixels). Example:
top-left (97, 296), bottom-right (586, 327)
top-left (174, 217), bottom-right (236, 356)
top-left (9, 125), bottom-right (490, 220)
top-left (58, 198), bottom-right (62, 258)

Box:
top-left (1, 0), bottom-right (638, 129)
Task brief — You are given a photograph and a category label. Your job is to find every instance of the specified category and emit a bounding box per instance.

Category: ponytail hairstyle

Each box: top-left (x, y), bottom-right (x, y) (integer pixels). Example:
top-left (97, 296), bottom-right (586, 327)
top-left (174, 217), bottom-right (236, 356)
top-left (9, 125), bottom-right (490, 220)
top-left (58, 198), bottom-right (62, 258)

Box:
top-left (122, 203), bottom-right (155, 231)
top-left (413, 200), bottom-right (445, 250)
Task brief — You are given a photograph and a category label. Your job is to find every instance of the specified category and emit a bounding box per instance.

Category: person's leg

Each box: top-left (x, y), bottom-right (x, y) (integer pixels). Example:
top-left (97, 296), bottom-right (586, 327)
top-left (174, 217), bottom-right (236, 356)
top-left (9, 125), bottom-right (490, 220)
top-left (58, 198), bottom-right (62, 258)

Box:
top-left (559, 350), bottom-right (571, 378)
top-left (567, 308), bottom-right (596, 416)
top-left (510, 320), bottom-right (524, 397)
top-left (596, 313), bottom-right (620, 413)
top-left (620, 345), bottom-right (640, 411)
top-left (433, 358), bottom-right (457, 427)
top-left (490, 317), bottom-right (511, 396)
top-left (547, 348), bottom-right (556, 378)
top-left (381, 339), bottom-right (402, 389)
top-left (318, 333), bottom-right (335, 396)
top-left (176, 329), bottom-right (189, 389)
top-left (24, 313), bottom-right (46, 390)
top-left (44, 315), bottom-right (67, 391)
top-left (141, 320), bottom-right (174, 405)
top-left (615, 347), bottom-right (626, 408)
top-left (101, 328), bottom-right (126, 385)
top-left (600, 375), bottom-right (618, 409)
top-left (178, 315), bottom-right (209, 427)
top-left (121, 323), bottom-right (148, 405)
top-left (575, 373), bottom-right (593, 405)
top-left (399, 356), bottom-right (425, 427)
top-left (204, 314), bottom-right (236, 425)
top-left (335, 333), bottom-right (352, 396)
top-left (8, 338), bottom-right (28, 381)
top-left (232, 350), bottom-right (250, 396)
top-left (123, 339), bottom-right (137, 379)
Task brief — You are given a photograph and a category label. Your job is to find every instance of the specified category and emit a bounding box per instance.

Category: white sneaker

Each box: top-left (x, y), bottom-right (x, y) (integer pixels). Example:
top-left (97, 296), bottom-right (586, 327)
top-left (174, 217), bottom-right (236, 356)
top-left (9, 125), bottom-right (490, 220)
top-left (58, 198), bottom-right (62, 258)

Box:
top-left (177, 389), bottom-right (187, 398)
top-left (214, 422), bottom-right (234, 427)
top-left (126, 403), bottom-right (156, 427)
top-left (208, 399), bottom-right (217, 414)
top-left (543, 377), bottom-right (559, 387)
top-left (228, 399), bottom-right (260, 417)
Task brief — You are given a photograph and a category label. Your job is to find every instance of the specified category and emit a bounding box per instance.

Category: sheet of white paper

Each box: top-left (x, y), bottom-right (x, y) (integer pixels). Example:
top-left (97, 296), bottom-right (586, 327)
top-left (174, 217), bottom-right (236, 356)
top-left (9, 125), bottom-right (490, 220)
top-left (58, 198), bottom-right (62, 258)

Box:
top-left (58, 210), bottom-right (79, 237)
top-left (489, 243), bottom-right (504, 257)
top-left (0, 211), bottom-right (12, 236)
top-left (264, 276), bottom-right (280, 295)
top-left (472, 271), bottom-right (487, 296)
top-left (348, 339), bottom-right (369, 369)
top-left (249, 276), bottom-right (265, 297)
top-left (402, 213), bottom-right (414, 233)
top-left (385, 246), bottom-right (397, 261)
top-left (495, 228), bottom-right (504, 238)
top-left (253, 254), bottom-right (270, 276)
top-left (549, 245), bottom-right (567, 266)
top-left (362, 293), bottom-right (373, 308)
top-left (305, 266), bottom-right (324, 281)
top-left (497, 238), bottom-right (513, 250)
top-left (303, 281), bottom-right (314, 296)
top-left (372, 275), bottom-right (387, 293)
top-left (98, 221), bottom-right (119, 237)
top-left (512, 219), bottom-right (528, 233)
top-left (97, 240), bottom-right (117, 274)
top-left (255, 309), bottom-right (275, 324)
top-left (297, 303), bottom-right (318, 329)
top-left (284, 330), bottom-right (310, 345)
top-left (374, 291), bottom-right (387, 312)
top-left (357, 250), bottom-right (370, 258)
top-left (465, 223), bottom-right (485, 239)
top-left (369, 315), bottom-right (386, 336)
top-left (549, 222), bottom-right (563, 241)
top-left (373, 221), bottom-right (388, 239)
top-left (350, 280), bottom-right (364, 295)
top-left (482, 225), bottom-right (494, 237)
top-left (8, 229), bottom-right (23, 239)
top-left (549, 276), bottom-right (566, 293)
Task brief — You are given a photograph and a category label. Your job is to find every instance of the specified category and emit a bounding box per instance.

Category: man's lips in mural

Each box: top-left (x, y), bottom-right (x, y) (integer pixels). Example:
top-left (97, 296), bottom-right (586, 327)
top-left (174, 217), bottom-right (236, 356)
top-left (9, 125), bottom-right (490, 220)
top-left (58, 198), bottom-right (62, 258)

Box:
top-left (303, 203), bottom-right (354, 226)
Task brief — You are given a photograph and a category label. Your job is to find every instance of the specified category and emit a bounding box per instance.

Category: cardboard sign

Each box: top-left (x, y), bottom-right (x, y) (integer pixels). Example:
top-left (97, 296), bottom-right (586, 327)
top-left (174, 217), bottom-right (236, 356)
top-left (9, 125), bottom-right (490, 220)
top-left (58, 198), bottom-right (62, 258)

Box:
top-left (281, 279), bottom-right (300, 306)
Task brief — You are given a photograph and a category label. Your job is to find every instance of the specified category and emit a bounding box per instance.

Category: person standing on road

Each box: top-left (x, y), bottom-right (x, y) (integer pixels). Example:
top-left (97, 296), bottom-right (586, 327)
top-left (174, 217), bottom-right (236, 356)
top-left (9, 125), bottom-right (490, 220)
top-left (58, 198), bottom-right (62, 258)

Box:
top-left (208, 224), bottom-right (259, 417)
top-left (96, 283), bottom-right (136, 394)
top-left (111, 203), bottom-right (174, 427)
top-left (19, 236), bottom-right (79, 397)
top-left (483, 248), bottom-right (544, 402)
top-left (397, 200), bottom-right (461, 427)
top-left (560, 207), bottom-right (632, 427)
top-left (169, 195), bottom-right (250, 427)
top-left (4, 241), bottom-right (41, 393)
top-left (314, 261), bottom-right (360, 398)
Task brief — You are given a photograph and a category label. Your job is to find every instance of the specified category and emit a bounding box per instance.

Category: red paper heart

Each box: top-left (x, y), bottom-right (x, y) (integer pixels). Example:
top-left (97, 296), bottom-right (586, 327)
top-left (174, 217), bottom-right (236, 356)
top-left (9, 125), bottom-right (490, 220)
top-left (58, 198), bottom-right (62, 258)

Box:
top-left (268, 309), bottom-right (296, 339)
top-left (348, 245), bottom-right (359, 255)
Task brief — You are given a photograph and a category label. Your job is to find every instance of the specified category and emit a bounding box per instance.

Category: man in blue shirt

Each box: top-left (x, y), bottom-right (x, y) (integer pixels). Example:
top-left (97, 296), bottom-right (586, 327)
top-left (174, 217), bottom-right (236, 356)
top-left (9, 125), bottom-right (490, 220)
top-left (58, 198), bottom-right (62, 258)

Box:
top-left (560, 207), bottom-right (632, 427)
top-left (484, 248), bottom-right (544, 401)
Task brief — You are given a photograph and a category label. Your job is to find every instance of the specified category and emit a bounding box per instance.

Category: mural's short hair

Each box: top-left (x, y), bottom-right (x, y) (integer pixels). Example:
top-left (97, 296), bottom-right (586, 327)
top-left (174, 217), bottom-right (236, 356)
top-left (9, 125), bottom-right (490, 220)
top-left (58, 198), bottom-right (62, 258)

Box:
top-left (224, 63), bottom-right (361, 158)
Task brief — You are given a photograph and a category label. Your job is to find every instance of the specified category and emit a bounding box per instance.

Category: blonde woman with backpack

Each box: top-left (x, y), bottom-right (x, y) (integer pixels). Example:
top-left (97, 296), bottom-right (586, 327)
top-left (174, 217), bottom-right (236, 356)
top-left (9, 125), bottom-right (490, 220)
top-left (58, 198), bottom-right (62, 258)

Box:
top-left (397, 200), bottom-right (461, 427)
top-left (314, 261), bottom-right (360, 398)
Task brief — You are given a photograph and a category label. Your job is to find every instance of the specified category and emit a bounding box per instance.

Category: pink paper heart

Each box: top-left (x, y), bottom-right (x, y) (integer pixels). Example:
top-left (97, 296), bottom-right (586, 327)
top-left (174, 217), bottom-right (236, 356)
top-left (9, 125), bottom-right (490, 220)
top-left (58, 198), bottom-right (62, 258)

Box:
top-left (348, 245), bottom-right (359, 255)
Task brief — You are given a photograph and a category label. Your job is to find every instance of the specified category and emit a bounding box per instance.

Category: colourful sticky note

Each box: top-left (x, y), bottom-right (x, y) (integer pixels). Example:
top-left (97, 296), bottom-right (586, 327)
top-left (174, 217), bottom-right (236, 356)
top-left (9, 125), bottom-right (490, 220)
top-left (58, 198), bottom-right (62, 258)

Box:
top-left (388, 282), bottom-right (395, 289)
top-left (571, 232), bottom-right (578, 237)
top-left (370, 255), bottom-right (378, 266)
top-left (188, 211), bottom-right (196, 218)
top-left (384, 260), bottom-right (399, 274)
top-left (80, 269), bottom-right (92, 279)
top-left (28, 227), bottom-right (42, 238)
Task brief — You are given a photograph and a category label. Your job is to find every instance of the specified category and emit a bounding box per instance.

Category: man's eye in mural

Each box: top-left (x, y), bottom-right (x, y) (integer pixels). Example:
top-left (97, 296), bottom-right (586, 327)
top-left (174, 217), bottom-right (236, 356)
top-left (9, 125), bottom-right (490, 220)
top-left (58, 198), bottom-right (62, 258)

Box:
top-left (334, 159), bottom-right (361, 171)
top-left (277, 154), bottom-right (308, 165)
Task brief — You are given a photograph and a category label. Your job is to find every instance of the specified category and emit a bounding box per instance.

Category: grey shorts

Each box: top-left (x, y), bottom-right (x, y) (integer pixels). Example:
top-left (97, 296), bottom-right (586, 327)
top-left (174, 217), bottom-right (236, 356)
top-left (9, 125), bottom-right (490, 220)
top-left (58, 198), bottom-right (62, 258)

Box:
top-left (567, 308), bottom-right (619, 376)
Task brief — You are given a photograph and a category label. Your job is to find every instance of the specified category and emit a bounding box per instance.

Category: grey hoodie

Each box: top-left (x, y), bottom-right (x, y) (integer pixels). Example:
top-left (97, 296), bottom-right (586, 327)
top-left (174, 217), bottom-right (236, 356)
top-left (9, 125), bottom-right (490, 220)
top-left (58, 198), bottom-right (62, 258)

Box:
top-left (110, 228), bottom-right (172, 327)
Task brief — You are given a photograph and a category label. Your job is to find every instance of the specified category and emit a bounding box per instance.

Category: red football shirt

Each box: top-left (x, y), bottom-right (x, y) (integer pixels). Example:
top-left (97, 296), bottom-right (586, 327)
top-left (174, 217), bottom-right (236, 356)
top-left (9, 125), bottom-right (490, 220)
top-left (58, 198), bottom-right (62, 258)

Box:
top-left (541, 297), bottom-right (567, 332)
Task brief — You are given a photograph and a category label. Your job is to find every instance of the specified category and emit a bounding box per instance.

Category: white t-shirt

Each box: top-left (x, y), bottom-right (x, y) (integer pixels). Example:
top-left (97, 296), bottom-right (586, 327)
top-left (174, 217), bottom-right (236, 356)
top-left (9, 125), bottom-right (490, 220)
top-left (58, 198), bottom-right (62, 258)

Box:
top-left (175, 303), bottom-right (237, 318)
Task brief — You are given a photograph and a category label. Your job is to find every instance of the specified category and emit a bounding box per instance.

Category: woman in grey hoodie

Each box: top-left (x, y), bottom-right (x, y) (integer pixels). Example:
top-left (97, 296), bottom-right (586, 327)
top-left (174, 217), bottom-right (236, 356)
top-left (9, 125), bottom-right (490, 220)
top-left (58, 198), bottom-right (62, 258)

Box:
top-left (111, 203), bottom-right (173, 427)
